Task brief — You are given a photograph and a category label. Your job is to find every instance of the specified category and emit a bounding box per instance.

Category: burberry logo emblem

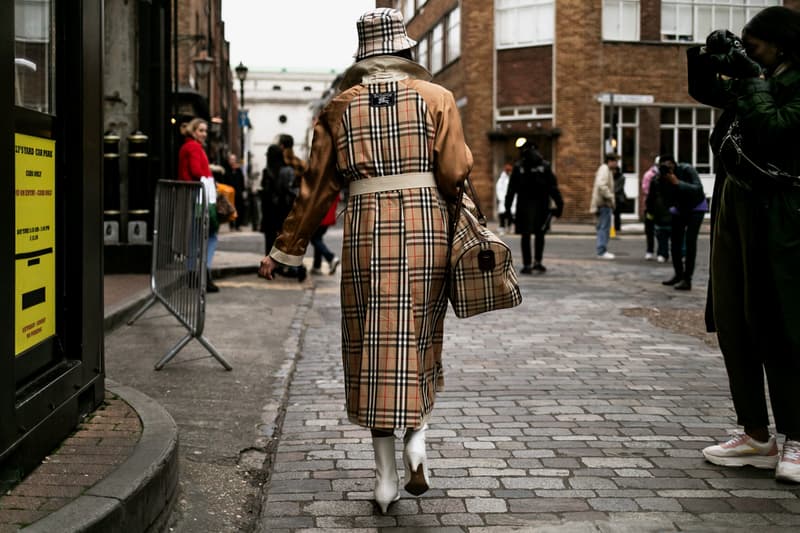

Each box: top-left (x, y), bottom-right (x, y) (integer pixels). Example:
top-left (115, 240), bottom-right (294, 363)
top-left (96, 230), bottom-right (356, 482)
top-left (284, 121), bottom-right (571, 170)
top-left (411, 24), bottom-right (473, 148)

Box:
top-left (369, 92), bottom-right (396, 107)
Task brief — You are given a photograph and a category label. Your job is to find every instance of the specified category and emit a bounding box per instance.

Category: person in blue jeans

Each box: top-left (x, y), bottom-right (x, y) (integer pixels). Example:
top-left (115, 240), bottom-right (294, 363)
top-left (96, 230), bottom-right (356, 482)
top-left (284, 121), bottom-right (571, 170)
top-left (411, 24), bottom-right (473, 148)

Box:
top-left (590, 153), bottom-right (619, 259)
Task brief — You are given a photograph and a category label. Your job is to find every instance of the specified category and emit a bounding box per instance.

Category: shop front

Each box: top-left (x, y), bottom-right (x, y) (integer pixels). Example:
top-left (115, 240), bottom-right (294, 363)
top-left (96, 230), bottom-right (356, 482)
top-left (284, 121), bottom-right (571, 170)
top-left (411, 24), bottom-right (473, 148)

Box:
top-left (1, 0), bottom-right (104, 487)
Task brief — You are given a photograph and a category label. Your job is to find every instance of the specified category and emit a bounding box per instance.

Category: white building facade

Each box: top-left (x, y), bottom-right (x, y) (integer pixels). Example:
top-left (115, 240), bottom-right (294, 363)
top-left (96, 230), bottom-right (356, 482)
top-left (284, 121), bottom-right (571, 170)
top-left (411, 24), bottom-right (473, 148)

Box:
top-left (243, 69), bottom-right (338, 178)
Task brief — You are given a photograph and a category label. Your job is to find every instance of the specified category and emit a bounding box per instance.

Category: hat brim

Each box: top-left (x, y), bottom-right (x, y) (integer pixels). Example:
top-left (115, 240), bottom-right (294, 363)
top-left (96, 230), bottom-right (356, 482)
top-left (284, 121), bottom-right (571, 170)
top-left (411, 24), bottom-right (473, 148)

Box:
top-left (354, 35), bottom-right (418, 60)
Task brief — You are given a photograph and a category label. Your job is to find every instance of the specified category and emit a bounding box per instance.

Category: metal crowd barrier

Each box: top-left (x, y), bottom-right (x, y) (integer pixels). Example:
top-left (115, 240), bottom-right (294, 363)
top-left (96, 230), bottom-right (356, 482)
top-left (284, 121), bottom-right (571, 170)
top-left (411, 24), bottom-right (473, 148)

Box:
top-left (126, 180), bottom-right (232, 370)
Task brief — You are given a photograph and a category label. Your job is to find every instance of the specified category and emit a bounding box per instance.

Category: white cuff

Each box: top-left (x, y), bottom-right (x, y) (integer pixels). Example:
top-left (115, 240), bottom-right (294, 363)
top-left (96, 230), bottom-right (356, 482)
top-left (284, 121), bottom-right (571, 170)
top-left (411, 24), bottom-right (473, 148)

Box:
top-left (269, 246), bottom-right (304, 267)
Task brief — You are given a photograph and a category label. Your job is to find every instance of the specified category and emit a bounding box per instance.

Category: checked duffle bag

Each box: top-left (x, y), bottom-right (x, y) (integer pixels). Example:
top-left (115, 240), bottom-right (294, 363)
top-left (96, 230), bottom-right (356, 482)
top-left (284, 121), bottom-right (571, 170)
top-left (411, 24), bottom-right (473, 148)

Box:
top-left (447, 177), bottom-right (522, 318)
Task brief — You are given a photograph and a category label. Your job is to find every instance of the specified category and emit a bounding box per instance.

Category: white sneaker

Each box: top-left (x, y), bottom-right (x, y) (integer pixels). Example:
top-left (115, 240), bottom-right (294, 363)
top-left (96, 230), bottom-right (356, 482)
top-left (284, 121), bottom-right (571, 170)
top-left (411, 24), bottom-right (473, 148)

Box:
top-left (645, 252), bottom-right (655, 260)
top-left (328, 256), bottom-right (341, 275)
top-left (657, 255), bottom-right (666, 263)
top-left (597, 252), bottom-right (615, 260)
top-left (309, 268), bottom-right (323, 275)
top-left (702, 433), bottom-right (779, 469)
top-left (777, 440), bottom-right (800, 483)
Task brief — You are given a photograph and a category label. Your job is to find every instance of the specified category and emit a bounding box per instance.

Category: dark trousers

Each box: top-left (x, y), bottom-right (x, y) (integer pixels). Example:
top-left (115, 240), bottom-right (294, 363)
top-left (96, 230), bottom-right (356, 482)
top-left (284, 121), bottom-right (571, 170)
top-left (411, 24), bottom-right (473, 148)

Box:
top-left (655, 224), bottom-right (671, 259)
top-left (712, 180), bottom-right (800, 437)
top-left (311, 225), bottom-right (334, 269)
top-left (644, 214), bottom-right (655, 254)
top-left (670, 211), bottom-right (704, 280)
top-left (521, 230), bottom-right (545, 267)
top-left (498, 212), bottom-right (513, 228)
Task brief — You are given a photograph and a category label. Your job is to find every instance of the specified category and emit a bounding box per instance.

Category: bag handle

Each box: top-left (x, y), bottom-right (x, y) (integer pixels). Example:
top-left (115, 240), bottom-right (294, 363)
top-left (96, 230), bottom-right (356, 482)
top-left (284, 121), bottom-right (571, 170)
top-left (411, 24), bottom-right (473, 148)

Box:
top-left (448, 176), bottom-right (486, 244)
top-left (464, 177), bottom-right (487, 226)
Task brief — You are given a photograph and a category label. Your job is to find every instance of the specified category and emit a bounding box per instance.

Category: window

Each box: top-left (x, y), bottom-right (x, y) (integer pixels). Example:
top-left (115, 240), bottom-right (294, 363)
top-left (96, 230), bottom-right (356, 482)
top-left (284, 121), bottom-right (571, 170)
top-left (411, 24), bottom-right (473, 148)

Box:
top-left (446, 6), bottom-right (461, 64)
top-left (15, 0), bottom-right (56, 113)
top-left (659, 106), bottom-right (719, 174)
top-left (496, 0), bottom-right (554, 48)
top-left (431, 22), bottom-right (443, 73)
top-left (603, 0), bottom-right (640, 41)
top-left (416, 34), bottom-right (429, 71)
top-left (661, 0), bottom-right (780, 43)
top-left (496, 105), bottom-right (553, 120)
top-left (398, 0), bottom-right (415, 22)
top-left (603, 106), bottom-right (639, 175)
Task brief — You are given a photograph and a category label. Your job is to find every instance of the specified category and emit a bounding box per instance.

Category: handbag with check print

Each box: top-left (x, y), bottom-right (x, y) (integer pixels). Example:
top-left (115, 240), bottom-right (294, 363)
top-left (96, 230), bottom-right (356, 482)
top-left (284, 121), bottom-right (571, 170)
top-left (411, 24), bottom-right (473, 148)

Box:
top-left (447, 177), bottom-right (522, 318)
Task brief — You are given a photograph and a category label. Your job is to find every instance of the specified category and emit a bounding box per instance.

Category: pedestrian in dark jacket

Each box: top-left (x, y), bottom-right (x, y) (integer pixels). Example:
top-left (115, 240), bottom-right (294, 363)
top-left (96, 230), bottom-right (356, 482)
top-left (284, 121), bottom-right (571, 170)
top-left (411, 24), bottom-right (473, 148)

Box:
top-left (260, 144), bottom-right (298, 255)
top-left (687, 6), bottom-right (800, 483)
top-left (505, 142), bottom-right (564, 273)
top-left (657, 155), bottom-right (706, 291)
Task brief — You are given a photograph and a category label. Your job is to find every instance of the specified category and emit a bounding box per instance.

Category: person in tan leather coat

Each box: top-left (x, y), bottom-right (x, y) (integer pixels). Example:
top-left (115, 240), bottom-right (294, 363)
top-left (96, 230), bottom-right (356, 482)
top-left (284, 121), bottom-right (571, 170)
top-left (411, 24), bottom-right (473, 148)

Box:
top-left (258, 7), bottom-right (473, 513)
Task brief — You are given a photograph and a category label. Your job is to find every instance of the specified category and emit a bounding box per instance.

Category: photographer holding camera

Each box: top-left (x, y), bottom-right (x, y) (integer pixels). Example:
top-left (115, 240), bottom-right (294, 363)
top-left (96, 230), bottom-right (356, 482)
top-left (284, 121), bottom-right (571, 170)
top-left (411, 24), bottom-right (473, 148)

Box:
top-left (657, 155), bottom-right (706, 291)
top-left (687, 6), bottom-right (800, 483)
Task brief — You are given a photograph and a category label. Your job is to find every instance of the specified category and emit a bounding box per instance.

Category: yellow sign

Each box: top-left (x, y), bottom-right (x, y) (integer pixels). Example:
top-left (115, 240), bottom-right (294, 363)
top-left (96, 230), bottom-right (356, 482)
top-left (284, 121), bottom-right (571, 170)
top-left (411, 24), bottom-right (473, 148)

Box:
top-left (14, 133), bottom-right (56, 356)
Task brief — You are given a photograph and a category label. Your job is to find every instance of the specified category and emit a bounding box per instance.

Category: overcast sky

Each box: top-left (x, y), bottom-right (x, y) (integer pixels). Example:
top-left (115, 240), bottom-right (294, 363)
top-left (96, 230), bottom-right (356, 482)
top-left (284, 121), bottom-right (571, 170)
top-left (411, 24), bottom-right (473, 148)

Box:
top-left (221, 0), bottom-right (377, 72)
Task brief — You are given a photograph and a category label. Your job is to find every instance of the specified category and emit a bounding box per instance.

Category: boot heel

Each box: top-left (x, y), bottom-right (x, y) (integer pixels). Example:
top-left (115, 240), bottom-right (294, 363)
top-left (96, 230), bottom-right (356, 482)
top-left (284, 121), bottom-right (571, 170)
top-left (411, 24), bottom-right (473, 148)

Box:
top-left (404, 462), bottom-right (429, 496)
top-left (403, 424), bottom-right (430, 496)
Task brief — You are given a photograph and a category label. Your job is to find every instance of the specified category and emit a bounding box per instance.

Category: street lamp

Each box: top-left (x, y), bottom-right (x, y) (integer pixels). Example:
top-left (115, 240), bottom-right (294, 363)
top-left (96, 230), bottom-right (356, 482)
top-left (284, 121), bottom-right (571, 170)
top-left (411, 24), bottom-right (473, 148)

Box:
top-left (193, 50), bottom-right (214, 78)
top-left (235, 61), bottom-right (248, 159)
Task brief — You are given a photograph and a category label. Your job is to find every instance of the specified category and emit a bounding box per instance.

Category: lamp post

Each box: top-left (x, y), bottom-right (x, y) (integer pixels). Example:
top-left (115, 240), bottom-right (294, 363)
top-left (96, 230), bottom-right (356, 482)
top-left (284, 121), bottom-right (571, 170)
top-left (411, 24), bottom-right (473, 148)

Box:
top-left (235, 61), bottom-right (248, 160)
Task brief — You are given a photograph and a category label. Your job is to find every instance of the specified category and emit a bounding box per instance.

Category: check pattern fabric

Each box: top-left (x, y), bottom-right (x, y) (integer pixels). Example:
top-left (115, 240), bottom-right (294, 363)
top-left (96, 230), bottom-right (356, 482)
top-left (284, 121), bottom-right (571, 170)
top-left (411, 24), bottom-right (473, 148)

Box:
top-left (448, 201), bottom-right (522, 318)
top-left (270, 57), bottom-right (472, 429)
top-left (355, 8), bottom-right (417, 61)
top-left (339, 80), bottom-right (449, 429)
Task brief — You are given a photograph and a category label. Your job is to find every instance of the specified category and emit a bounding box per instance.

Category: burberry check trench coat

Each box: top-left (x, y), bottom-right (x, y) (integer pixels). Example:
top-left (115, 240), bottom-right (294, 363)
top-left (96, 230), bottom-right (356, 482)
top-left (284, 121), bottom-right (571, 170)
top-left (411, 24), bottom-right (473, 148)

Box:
top-left (269, 56), bottom-right (473, 430)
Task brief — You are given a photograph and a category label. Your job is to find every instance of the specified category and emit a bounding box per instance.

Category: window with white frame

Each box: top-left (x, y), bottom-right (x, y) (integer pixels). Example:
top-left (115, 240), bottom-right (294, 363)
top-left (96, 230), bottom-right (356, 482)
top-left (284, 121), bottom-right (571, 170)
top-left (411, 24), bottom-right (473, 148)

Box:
top-left (416, 34), bottom-right (429, 71)
top-left (603, 0), bottom-right (640, 41)
top-left (661, 0), bottom-right (780, 43)
top-left (495, 0), bottom-right (554, 48)
top-left (446, 6), bottom-right (461, 64)
top-left (400, 0), bottom-right (415, 22)
top-left (431, 22), bottom-right (443, 73)
top-left (603, 106), bottom-right (639, 175)
top-left (659, 106), bottom-right (720, 174)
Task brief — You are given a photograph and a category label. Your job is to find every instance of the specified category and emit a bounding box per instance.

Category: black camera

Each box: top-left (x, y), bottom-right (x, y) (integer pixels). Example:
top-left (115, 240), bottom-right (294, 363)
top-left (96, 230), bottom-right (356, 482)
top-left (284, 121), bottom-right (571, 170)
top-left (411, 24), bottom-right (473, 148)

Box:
top-left (704, 29), bottom-right (762, 78)
top-left (706, 29), bottom-right (743, 55)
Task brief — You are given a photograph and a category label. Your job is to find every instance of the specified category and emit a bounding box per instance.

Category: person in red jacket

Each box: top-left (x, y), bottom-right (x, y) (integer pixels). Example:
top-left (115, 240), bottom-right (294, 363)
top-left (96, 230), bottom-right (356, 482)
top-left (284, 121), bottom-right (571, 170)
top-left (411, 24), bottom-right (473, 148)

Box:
top-left (309, 194), bottom-right (341, 275)
top-left (177, 118), bottom-right (220, 292)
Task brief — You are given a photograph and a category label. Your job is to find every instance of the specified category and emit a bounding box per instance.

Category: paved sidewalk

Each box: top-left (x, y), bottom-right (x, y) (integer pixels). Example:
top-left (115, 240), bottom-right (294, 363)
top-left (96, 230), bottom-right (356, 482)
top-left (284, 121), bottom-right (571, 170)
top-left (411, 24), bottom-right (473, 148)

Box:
top-left (257, 250), bottom-right (799, 531)
top-left (0, 392), bottom-right (141, 530)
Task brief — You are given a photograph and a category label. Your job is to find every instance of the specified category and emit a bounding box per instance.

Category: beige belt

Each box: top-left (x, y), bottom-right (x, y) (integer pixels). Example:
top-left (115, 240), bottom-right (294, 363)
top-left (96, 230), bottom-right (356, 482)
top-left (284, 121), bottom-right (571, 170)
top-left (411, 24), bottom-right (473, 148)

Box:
top-left (349, 172), bottom-right (436, 196)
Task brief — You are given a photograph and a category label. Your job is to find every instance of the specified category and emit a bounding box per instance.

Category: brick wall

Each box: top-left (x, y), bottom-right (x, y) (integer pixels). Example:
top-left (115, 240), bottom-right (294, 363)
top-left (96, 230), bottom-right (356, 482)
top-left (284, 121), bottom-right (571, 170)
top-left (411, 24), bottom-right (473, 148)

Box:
top-left (459, 0), bottom-right (495, 211)
top-left (641, 0), bottom-right (661, 41)
top-left (497, 47), bottom-right (552, 107)
top-left (554, 0), bottom-right (694, 221)
top-left (405, 0), bottom-right (496, 212)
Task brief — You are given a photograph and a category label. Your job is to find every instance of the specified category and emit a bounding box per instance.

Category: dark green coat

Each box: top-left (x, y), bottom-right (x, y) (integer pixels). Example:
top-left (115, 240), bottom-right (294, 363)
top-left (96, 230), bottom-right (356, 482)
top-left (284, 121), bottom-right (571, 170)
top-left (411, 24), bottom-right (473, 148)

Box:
top-left (688, 46), bottom-right (800, 348)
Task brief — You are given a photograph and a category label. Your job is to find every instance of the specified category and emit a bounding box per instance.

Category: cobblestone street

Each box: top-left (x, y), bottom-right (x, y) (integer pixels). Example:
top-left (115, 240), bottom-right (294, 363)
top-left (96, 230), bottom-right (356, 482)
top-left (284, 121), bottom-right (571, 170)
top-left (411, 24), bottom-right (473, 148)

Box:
top-left (257, 236), bottom-right (800, 532)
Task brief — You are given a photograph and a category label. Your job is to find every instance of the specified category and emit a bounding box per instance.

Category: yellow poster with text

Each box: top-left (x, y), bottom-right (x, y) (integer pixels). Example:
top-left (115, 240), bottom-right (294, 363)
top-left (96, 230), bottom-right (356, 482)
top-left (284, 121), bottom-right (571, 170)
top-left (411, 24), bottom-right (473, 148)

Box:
top-left (15, 133), bottom-right (56, 356)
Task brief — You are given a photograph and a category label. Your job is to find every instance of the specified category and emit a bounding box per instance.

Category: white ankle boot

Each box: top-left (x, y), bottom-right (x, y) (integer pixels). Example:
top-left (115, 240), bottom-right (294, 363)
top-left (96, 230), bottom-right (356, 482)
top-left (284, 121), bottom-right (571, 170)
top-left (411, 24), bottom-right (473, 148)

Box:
top-left (371, 435), bottom-right (400, 514)
top-left (403, 423), bottom-right (430, 495)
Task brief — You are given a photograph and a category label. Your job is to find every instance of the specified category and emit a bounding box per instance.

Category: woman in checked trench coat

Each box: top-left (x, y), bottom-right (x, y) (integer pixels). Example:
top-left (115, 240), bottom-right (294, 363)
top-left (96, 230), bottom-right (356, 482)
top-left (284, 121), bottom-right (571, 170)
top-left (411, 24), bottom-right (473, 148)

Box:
top-left (258, 8), bottom-right (473, 513)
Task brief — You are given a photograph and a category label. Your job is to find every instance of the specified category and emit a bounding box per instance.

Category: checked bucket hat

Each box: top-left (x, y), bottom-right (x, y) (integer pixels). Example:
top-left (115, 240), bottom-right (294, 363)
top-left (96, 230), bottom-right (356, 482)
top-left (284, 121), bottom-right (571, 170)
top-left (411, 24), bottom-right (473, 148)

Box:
top-left (354, 8), bottom-right (417, 61)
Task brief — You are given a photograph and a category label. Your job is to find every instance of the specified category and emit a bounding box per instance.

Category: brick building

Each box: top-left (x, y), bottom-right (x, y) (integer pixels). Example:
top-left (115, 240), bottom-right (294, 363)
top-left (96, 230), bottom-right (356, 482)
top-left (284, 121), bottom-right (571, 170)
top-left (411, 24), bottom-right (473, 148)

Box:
top-left (174, 0), bottom-right (237, 165)
top-left (382, 0), bottom-right (788, 221)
